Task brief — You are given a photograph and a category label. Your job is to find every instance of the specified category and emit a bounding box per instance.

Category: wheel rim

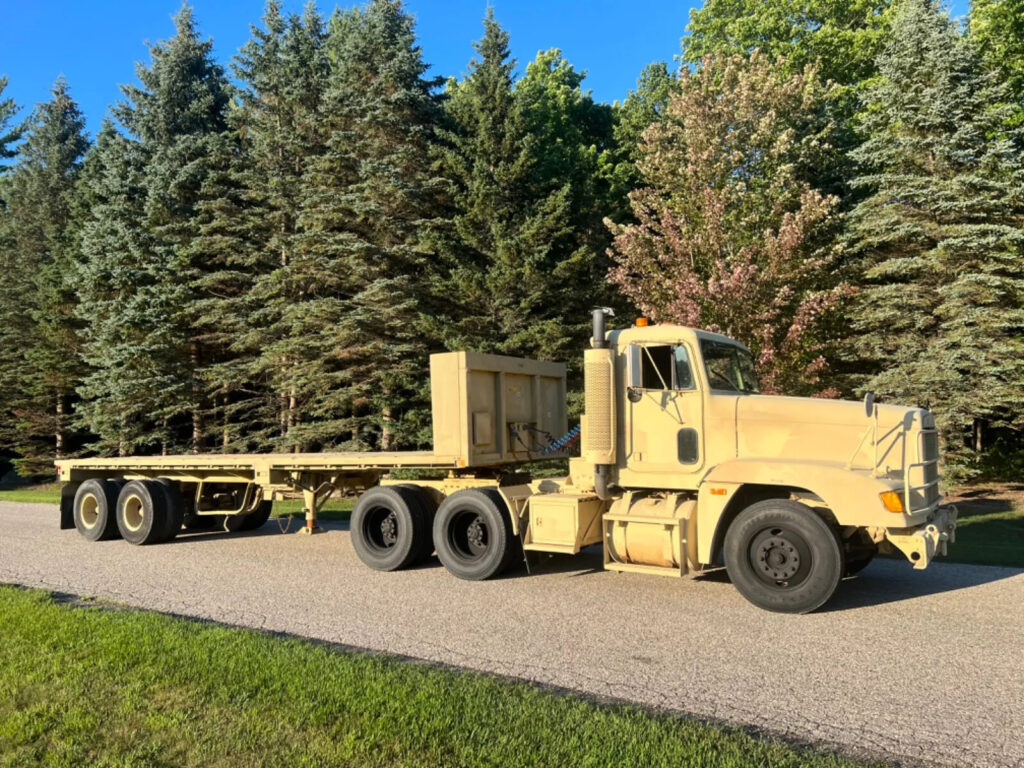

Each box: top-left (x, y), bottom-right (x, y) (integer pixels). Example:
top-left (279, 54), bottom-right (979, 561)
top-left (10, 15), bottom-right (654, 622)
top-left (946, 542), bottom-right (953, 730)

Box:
top-left (123, 495), bottom-right (145, 532)
top-left (749, 526), bottom-right (811, 588)
top-left (447, 510), bottom-right (490, 562)
top-left (80, 493), bottom-right (99, 529)
top-left (363, 506), bottom-right (399, 552)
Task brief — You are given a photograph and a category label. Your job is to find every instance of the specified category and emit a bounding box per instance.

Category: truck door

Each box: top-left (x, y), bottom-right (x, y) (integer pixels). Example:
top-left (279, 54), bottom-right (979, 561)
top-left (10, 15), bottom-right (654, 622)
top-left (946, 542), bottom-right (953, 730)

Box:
top-left (624, 343), bottom-right (704, 477)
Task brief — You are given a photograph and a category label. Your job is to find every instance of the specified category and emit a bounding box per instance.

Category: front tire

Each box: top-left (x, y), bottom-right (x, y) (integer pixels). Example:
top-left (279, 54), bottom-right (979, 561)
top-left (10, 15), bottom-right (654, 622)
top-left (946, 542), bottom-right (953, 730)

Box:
top-left (433, 489), bottom-right (518, 581)
top-left (724, 499), bottom-right (843, 614)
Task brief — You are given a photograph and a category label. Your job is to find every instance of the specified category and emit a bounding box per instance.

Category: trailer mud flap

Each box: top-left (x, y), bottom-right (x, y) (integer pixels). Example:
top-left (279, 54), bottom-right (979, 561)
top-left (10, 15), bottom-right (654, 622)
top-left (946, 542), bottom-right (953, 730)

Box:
top-left (59, 482), bottom-right (78, 529)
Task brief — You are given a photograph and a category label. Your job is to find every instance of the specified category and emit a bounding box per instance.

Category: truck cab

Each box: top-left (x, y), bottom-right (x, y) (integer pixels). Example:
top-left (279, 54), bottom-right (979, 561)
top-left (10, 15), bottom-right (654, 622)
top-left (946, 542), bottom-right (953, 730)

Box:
top-left (570, 313), bottom-right (957, 612)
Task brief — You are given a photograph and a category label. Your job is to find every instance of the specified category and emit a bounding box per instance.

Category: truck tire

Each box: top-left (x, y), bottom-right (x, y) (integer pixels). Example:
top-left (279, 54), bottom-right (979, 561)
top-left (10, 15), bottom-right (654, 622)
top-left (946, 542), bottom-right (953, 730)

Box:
top-left (844, 529), bottom-right (877, 577)
top-left (154, 479), bottom-right (186, 542)
top-left (351, 486), bottom-right (429, 571)
top-left (433, 489), bottom-right (519, 581)
top-left (72, 479), bottom-right (122, 542)
top-left (396, 484), bottom-right (437, 564)
top-left (724, 499), bottom-right (844, 614)
top-left (239, 500), bottom-right (273, 531)
top-left (115, 480), bottom-right (168, 546)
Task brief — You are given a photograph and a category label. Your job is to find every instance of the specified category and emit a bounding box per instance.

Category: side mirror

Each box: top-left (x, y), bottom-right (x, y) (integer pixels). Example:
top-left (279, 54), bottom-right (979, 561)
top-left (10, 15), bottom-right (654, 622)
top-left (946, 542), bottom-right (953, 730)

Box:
top-left (627, 386), bottom-right (643, 403)
top-left (864, 391), bottom-right (875, 418)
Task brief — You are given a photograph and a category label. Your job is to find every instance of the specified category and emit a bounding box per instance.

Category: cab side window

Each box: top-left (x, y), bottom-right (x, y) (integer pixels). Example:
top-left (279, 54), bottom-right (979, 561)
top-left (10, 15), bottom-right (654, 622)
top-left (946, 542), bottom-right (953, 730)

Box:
top-left (636, 344), bottom-right (696, 391)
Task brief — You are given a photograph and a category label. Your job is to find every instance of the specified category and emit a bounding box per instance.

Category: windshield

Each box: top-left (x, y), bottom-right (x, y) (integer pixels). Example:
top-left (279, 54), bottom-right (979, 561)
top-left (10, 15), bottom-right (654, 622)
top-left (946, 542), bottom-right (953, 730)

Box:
top-left (700, 340), bottom-right (761, 393)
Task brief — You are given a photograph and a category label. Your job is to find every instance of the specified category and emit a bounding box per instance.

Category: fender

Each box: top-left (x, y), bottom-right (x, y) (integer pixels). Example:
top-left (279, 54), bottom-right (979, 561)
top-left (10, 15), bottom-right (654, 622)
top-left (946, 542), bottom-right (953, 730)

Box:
top-left (696, 458), bottom-right (902, 563)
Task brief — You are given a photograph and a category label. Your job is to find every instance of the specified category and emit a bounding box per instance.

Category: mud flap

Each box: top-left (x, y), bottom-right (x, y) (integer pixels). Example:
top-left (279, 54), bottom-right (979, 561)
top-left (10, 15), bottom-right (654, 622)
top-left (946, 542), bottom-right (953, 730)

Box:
top-left (59, 482), bottom-right (78, 529)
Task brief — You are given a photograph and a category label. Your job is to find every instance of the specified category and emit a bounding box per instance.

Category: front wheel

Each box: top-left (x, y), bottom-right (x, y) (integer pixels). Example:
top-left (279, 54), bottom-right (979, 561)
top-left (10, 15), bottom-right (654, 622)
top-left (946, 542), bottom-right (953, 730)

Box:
top-left (724, 499), bottom-right (843, 614)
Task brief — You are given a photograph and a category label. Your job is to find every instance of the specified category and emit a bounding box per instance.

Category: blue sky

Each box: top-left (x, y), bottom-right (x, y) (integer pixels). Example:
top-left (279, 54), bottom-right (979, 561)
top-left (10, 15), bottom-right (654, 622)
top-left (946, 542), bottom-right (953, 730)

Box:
top-left (1, 0), bottom-right (972, 140)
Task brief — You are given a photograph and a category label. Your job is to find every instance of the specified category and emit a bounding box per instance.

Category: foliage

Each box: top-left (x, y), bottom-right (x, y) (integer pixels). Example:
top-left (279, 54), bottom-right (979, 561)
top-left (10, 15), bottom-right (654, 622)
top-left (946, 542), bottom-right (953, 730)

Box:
top-left (0, 79), bottom-right (89, 475)
top-left (970, 0), bottom-right (1024, 111)
top-left (607, 52), bottom-right (851, 396)
top-left (683, 0), bottom-right (894, 88)
top-left (846, 0), bottom-right (1024, 481)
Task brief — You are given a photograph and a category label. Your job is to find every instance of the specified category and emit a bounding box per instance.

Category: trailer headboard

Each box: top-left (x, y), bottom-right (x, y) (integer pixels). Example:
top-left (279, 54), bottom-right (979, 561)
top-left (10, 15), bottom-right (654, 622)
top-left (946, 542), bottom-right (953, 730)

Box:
top-left (430, 351), bottom-right (568, 467)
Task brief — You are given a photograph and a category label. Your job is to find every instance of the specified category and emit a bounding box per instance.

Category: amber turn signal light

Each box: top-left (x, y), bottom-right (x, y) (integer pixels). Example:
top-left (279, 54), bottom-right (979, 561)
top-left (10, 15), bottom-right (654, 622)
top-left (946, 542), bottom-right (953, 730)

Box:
top-left (879, 491), bottom-right (905, 514)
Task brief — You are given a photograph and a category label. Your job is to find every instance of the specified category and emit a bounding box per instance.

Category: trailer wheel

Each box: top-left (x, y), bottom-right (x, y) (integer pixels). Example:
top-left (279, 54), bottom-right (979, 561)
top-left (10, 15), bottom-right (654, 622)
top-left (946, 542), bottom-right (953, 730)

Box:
top-left (115, 480), bottom-right (168, 545)
top-left (433, 489), bottom-right (518, 581)
top-left (239, 500), bottom-right (273, 531)
top-left (72, 479), bottom-right (122, 542)
top-left (396, 484), bottom-right (437, 564)
top-left (724, 499), bottom-right (844, 614)
top-left (154, 479), bottom-right (186, 542)
top-left (351, 486), bottom-right (428, 571)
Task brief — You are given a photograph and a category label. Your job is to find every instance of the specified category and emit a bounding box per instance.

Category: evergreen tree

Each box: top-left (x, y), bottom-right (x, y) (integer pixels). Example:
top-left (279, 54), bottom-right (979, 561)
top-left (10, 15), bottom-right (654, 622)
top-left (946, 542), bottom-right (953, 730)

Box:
top-left (233, 0), bottom-right (331, 451)
top-left (605, 62), bottom-right (675, 213)
top-left (281, 0), bottom-right (443, 450)
top-left (0, 78), bottom-right (90, 475)
top-left (0, 75), bottom-right (21, 177)
top-left (431, 12), bottom-right (599, 373)
top-left (970, 0), bottom-right (1024, 126)
top-left (607, 52), bottom-right (850, 396)
top-left (74, 124), bottom-right (163, 455)
top-left (847, 0), bottom-right (1024, 480)
top-left (76, 6), bottom-right (232, 454)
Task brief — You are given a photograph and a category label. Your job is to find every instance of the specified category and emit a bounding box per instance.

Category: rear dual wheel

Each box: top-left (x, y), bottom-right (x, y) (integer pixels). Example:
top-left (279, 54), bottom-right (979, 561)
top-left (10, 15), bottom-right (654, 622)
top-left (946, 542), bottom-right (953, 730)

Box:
top-left (72, 479), bottom-right (122, 541)
top-left (433, 489), bottom-right (519, 581)
top-left (350, 485), bottom-right (433, 571)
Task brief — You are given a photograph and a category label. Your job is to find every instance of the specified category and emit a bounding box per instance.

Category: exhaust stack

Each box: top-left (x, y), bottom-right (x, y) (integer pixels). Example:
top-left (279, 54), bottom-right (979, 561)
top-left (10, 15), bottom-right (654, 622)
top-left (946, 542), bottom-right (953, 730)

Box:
top-left (584, 308), bottom-right (616, 499)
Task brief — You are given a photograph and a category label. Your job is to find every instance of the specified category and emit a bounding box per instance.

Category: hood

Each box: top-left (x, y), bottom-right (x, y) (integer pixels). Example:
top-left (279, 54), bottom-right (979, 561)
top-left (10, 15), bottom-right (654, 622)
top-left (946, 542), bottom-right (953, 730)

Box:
top-left (734, 395), bottom-right (932, 475)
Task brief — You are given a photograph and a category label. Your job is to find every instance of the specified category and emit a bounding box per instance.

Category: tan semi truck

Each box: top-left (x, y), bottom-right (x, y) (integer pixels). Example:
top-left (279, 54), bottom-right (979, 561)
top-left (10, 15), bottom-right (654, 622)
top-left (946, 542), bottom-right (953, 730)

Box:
top-left (56, 310), bottom-right (957, 613)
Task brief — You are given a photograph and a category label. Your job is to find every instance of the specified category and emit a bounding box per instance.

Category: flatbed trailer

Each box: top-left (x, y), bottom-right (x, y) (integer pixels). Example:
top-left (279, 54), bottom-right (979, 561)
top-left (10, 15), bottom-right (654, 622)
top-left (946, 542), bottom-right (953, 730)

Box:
top-left (57, 315), bottom-right (957, 614)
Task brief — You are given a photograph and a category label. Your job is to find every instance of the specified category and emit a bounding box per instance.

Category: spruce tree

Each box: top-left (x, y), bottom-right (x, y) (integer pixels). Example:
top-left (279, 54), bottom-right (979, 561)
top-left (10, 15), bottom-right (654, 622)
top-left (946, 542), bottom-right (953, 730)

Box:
top-left (76, 6), bottom-right (233, 454)
top-left (288, 0), bottom-right (443, 451)
top-left (233, 0), bottom-right (331, 451)
top-left (847, 0), bottom-right (1024, 479)
top-left (0, 78), bottom-right (90, 475)
top-left (431, 12), bottom-right (593, 370)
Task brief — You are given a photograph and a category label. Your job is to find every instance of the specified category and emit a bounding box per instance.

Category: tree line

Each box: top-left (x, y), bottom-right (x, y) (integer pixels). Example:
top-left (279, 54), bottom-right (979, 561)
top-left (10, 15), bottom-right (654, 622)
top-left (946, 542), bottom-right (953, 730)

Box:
top-left (0, 0), bottom-right (1022, 484)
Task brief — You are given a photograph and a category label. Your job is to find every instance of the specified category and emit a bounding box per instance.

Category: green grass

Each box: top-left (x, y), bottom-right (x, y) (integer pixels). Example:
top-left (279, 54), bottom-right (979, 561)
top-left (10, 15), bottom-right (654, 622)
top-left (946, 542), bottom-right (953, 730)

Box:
top-left (942, 499), bottom-right (1024, 568)
top-left (0, 484), bottom-right (62, 504)
top-left (0, 586), bottom-right (875, 768)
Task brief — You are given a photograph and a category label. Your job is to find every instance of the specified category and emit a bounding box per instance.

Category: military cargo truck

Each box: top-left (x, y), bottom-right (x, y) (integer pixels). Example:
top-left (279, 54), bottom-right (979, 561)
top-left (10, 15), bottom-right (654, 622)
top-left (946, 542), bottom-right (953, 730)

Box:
top-left (56, 310), bottom-right (957, 613)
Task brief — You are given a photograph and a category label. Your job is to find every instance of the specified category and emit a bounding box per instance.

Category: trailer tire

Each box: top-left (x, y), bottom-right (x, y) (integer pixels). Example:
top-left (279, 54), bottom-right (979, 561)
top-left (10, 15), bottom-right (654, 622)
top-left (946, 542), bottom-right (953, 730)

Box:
top-left (239, 500), bottom-right (273, 531)
top-left (351, 486), bottom-right (428, 571)
top-left (115, 480), bottom-right (168, 545)
top-left (724, 499), bottom-right (843, 614)
top-left (433, 489), bottom-right (518, 581)
top-left (72, 479), bottom-right (122, 542)
top-left (396, 484), bottom-right (437, 564)
top-left (154, 479), bottom-right (186, 542)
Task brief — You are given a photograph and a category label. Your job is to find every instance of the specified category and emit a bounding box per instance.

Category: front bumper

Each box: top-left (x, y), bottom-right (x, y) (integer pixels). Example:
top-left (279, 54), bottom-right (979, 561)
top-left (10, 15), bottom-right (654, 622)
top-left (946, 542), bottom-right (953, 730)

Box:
top-left (884, 505), bottom-right (958, 570)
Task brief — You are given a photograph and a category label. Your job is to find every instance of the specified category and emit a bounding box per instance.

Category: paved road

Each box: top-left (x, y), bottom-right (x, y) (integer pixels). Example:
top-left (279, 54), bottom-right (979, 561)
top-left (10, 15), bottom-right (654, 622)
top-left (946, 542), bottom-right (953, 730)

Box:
top-left (1, 501), bottom-right (1021, 768)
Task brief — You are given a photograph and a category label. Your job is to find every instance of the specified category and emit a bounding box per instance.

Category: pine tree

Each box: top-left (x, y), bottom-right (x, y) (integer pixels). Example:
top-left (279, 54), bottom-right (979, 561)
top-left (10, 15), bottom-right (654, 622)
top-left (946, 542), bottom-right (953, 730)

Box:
top-left (76, 6), bottom-right (233, 454)
top-left (233, 0), bottom-right (331, 451)
top-left (74, 123), bottom-right (163, 455)
top-left (270, 0), bottom-right (443, 451)
top-left (430, 12), bottom-right (595, 370)
top-left (0, 75), bottom-right (22, 469)
top-left (847, 0), bottom-right (1024, 480)
top-left (0, 78), bottom-right (90, 475)
top-left (0, 75), bottom-right (21, 176)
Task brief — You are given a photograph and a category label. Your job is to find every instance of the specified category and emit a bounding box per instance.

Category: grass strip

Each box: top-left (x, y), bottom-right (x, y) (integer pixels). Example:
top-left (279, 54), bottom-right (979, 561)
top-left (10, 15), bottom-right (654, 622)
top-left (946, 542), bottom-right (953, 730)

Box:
top-left (0, 586), bottom-right (876, 768)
